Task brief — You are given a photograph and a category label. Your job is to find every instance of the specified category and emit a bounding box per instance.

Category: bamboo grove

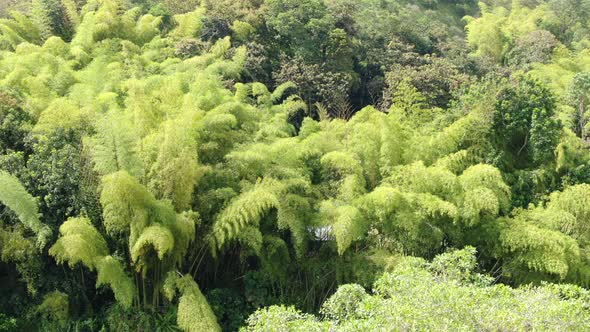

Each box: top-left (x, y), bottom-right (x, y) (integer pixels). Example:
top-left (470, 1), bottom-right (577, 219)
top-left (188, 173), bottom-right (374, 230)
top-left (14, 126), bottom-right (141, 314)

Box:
top-left (1, 0), bottom-right (590, 331)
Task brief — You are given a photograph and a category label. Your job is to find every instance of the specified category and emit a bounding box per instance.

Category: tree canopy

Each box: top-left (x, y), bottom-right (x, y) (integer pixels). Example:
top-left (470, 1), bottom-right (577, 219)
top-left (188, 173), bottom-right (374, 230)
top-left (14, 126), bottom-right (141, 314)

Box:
top-left (1, 0), bottom-right (590, 331)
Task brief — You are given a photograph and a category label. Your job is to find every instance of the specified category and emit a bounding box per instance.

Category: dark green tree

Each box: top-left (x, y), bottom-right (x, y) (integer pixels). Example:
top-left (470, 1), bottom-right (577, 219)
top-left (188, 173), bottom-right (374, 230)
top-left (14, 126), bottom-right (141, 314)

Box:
top-left (491, 76), bottom-right (562, 170)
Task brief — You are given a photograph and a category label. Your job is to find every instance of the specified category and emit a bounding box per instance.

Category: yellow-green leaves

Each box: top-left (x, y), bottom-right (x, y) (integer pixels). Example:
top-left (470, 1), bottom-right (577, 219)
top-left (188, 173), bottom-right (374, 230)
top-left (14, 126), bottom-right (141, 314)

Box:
top-left (100, 171), bottom-right (152, 235)
top-left (144, 115), bottom-right (202, 211)
top-left (460, 187), bottom-right (500, 226)
top-left (49, 218), bottom-right (135, 308)
top-left (164, 274), bottom-right (221, 332)
top-left (321, 202), bottom-right (364, 255)
top-left (49, 217), bottom-right (108, 270)
top-left (131, 224), bottom-right (175, 263)
top-left (386, 162), bottom-right (460, 200)
top-left (498, 184), bottom-right (590, 283)
top-left (95, 256), bottom-right (135, 308)
top-left (171, 8), bottom-right (206, 39)
top-left (100, 170), bottom-right (195, 271)
top-left (61, 0), bottom-right (81, 27)
top-left (459, 164), bottom-right (511, 214)
top-left (499, 216), bottom-right (580, 280)
top-left (37, 291), bottom-right (69, 326)
top-left (85, 112), bottom-right (141, 177)
top-left (321, 151), bottom-right (366, 200)
top-left (0, 171), bottom-right (51, 249)
top-left (464, 2), bottom-right (547, 62)
top-left (212, 178), bottom-right (281, 250)
top-left (231, 20), bottom-right (255, 42)
top-left (547, 184), bottom-right (590, 242)
top-left (135, 14), bottom-right (162, 44)
top-left (0, 11), bottom-right (42, 49)
top-left (464, 4), bottom-right (507, 62)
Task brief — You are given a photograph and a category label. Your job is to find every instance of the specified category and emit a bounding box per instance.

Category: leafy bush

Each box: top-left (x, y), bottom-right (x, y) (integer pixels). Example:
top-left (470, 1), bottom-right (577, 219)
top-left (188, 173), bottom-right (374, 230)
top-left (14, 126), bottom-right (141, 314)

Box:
top-left (243, 248), bottom-right (590, 331)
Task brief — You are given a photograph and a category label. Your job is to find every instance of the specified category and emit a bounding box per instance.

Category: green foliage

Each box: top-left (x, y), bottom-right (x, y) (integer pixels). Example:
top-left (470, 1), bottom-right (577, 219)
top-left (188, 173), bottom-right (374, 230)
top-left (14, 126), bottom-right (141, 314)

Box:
top-left (566, 72), bottom-right (590, 139)
top-left (231, 20), bottom-right (254, 42)
top-left (0, 313), bottom-right (17, 331)
top-left (430, 246), bottom-right (493, 286)
top-left (49, 217), bottom-right (108, 270)
top-left (265, 0), bottom-right (331, 61)
top-left (167, 274), bottom-right (221, 332)
top-left (2, 0), bottom-right (590, 330)
top-left (241, 305), bottom-right (327, 332)
top-left (101, 304), bottom-right (178, 332)
top-left (389, 78), bottom-right (427, 118)
top-left (100, 171), bottom-right (154, 236)
top-left (84, 112), bottom-right (141, 177)
top-left (492, 76), bottom-right (562, 168)
top-left (244, 248), bottom-right (590, 331)
top-left (319, 284), bottom-right (368, 321)
top-left (464, 2), bottom-right (554, 63)
top-left (505, 30), bottom-right (560, 68)
top-left (326, 204), bottom-right (364, 256)
top-left (131, 224), bottom-right (175, 262)
top-left (95, 256), bottom-right (135, 309)
top-left (49, 217), bottom-right (135, 308)
top-left (385, 56), bottom-right (468, 110)
top-left (206, 288), bottom-right (248, 332)
top-left (37, 291), bottom-right (69, 326)
top-left (0, 11), bottom-right (42, 48)
top-left (30, 0), bottom-right (54, 41)
top-left (497, 183), bottom-right (590, 285)
top-left (0, 90), bottom-right (32, 153)
top-left (499, 214), bottom-right (580, 281)
top-left (212, 178), bottom-right (282, 250)
top-left (171, 8), bottom-right (206, 39)
top-left (144, 115), bottom-right (202, 211)
top-left (0, 171), bottom-right (51, 248)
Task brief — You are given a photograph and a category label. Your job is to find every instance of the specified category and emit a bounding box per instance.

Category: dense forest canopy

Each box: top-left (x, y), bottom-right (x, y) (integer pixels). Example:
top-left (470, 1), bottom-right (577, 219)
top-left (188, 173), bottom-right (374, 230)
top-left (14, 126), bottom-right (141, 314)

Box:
top-left (1, 0), bottom-right (590, 331)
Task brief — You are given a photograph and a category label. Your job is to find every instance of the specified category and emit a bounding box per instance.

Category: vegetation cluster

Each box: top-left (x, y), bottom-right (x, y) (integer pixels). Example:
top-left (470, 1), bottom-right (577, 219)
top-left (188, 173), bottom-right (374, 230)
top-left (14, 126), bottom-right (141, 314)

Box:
top-left (1, 0), bottom-right (590, 331)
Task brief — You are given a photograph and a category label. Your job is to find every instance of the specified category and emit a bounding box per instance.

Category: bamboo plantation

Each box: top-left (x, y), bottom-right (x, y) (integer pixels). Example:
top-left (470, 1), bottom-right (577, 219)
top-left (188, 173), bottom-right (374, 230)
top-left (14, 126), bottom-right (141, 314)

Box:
top-left (1, 0), bottom-right (590, 331)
